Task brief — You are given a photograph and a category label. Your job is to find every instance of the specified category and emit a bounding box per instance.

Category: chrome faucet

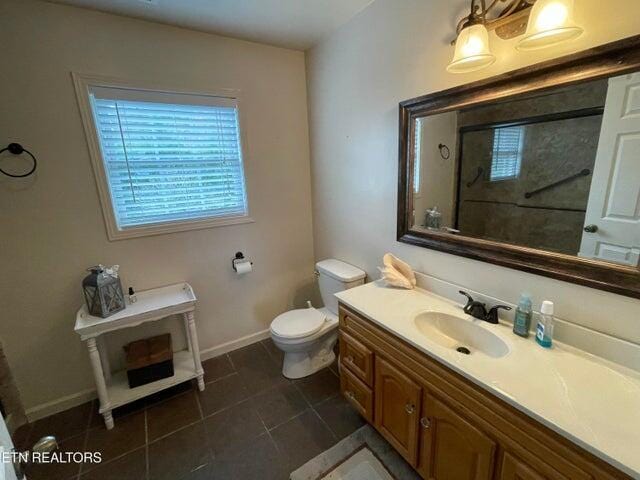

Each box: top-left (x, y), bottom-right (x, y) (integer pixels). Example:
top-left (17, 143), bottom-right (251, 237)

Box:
top-left (459, 291), bottom-right (511, 324)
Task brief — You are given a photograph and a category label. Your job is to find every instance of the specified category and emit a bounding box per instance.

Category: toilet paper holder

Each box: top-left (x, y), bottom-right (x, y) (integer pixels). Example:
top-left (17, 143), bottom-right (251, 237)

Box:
top-left (232, 252), bottom-right (253, 272)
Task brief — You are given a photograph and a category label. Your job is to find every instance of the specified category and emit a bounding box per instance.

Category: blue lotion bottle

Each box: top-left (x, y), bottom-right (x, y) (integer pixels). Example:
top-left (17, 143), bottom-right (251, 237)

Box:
top-left (513, 294), bottom-right (532, 338)
top-left (536, 301), bottom-right (555, 348)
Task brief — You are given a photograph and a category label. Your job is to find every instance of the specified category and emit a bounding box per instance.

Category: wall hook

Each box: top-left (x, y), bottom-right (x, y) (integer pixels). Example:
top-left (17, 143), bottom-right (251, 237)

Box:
top-left (0, 143), bottom-right (38, 178)
top-left (438, 143), bottom-right (451, 160)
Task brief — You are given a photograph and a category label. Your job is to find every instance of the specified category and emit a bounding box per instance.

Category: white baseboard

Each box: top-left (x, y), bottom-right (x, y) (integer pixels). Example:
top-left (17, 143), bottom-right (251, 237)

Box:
top-left (25, 329), bottom-right (272, 422)
top-left (199, 328), bottom-right (271, 361)
top-left (26, 387), bottom-right (96, 422)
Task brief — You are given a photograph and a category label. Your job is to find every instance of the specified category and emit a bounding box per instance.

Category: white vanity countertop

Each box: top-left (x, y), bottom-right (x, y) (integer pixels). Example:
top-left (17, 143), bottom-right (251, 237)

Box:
top-left (335, 281), bottom-right (640, 479)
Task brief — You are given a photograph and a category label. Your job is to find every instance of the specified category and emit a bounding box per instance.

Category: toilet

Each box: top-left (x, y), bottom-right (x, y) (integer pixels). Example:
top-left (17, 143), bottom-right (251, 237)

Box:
top-left (270, 259), bottom-right (366, 379)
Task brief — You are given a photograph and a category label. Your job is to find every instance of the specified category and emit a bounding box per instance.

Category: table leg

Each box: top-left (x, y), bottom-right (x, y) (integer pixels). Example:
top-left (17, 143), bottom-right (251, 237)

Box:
top-left (97, 336), bottom-right (111, 382)
top-left (87, 337), bottom-right (113, 429)
top-left (184, 311), bottom-right (205, 391)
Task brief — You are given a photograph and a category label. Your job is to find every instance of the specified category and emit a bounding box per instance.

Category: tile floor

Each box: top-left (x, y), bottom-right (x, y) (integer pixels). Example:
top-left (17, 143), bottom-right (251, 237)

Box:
top-left (15, 339), bottom-right (365, 480)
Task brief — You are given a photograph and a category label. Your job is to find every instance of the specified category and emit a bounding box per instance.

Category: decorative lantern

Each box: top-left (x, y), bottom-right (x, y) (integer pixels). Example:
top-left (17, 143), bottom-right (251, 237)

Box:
top-left (82, 265), bottom-right (125, 318)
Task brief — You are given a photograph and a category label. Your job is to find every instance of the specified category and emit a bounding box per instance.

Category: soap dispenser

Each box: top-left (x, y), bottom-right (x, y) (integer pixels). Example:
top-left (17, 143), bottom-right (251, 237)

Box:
top-left (535, 300), bottom-right (555, 348)
top-left (512, 294), bottom-right (532, 338)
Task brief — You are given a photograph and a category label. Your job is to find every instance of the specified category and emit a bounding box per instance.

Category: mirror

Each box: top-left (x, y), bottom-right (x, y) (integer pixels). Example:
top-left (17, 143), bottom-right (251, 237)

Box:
top-left (398, 36), bottom-right (640, 298)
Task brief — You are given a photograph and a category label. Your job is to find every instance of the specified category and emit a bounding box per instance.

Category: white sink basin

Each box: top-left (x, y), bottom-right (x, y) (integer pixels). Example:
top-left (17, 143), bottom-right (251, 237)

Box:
top-left (414, 311), bottom-right (509, 358)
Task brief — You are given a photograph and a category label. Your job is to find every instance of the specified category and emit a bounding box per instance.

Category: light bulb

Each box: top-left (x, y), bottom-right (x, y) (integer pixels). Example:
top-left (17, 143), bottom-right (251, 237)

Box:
top-left (518, 0), bottom-right (583, 51)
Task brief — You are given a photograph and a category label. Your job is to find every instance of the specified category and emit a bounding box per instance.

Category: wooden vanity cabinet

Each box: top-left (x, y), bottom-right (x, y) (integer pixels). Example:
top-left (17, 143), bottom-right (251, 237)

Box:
top-left (374, 356), bottom-right (422, 465)
top-left (419, 392), bottom-right (496, 479)
top-left (500, 453), bottom-right (547, 480)
top-left (338, 304), bottom-right (629, 480)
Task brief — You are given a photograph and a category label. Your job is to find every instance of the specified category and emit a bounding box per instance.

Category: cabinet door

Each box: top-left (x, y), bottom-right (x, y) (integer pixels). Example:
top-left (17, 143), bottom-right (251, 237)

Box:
top-left (500, 453), bottom-right (546, 480)
top-left (419, 393), bottom-right (496, 480)
top-left (374, 356), bottom-right (422, 466)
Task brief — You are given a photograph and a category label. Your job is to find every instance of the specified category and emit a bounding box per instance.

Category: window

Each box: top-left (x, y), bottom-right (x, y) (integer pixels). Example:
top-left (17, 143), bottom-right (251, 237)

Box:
top-left (490, 126), bottom-right (524, 181)
top-left (414, 118), bottom-right (422, 195)
top-left (74, 74), bottom-right (251, 240)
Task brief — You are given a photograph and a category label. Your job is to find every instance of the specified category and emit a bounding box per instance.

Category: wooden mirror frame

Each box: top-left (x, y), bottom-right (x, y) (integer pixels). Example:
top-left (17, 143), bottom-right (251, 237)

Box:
top-left (397, 35), bottom-right (640, 299)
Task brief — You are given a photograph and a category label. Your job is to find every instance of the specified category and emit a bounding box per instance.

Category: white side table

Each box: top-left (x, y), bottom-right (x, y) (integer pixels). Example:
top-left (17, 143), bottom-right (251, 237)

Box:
top-left (74, 283), bottom-right (204, 430)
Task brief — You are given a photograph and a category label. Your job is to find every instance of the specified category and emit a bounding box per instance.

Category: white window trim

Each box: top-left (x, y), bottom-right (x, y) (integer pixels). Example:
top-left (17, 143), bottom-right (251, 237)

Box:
top-left (413, 118), bottom-right (422, 198)
top-left (72, 72), bottom-right (254, 241)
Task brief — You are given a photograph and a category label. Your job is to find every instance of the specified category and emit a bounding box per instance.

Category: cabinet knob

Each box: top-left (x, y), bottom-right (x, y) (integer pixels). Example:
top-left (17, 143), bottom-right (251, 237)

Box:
top-left (583, 224), bottom-right (599, 233)
top-left (345, 355), bottom-right (355, 364)
top-left (420, 417), bottom-right (431, 429)
top-left (405, 403), bottom-right (416, 414)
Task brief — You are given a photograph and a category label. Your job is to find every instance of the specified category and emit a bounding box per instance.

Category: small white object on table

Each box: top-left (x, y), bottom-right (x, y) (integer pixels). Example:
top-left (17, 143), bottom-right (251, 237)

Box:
top-left (74, 282), bottom-right (204, 430)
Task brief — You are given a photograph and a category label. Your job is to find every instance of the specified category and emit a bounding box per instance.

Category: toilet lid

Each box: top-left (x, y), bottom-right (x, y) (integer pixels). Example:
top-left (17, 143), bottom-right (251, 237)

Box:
top-left (271, 308), bottom-right (326, 339)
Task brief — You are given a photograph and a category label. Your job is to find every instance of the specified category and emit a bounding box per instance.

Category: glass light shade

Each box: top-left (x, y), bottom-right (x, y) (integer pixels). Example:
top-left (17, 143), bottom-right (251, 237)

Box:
top-left (517, 0), bottom-right (583, 51)
top-left (447, 23), bottom-right (496, 74)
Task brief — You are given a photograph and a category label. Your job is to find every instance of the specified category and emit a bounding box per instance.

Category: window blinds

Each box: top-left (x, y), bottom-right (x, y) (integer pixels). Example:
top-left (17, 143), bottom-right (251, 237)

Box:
top-left (89, 87), bottom-right (248, 229)
top-left (490, 126), bottom-right (524, 181)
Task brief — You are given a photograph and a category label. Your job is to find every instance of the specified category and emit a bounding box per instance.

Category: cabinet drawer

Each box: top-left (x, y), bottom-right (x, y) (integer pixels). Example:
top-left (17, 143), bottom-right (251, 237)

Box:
top-left (340, 331), bottom-right (374, 386)
top-left (341, 366), bottom-right (373, 422)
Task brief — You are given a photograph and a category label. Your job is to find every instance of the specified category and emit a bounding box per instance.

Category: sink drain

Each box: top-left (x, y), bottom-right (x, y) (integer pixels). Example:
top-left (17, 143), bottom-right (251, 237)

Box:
top-left (456, 346), bottom-right (471, 355)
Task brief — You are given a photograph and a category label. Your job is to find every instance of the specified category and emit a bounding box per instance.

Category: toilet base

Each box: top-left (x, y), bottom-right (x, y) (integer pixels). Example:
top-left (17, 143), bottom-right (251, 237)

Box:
top-left (282, 349), bottom-right (336, 379)
top-left (277, 329), bottom-right (338, 379)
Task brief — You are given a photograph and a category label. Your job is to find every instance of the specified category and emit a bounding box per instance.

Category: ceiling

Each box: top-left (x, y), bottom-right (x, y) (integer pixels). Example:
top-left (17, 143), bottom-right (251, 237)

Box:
top-left (47, 0), bottom-right (375, 50)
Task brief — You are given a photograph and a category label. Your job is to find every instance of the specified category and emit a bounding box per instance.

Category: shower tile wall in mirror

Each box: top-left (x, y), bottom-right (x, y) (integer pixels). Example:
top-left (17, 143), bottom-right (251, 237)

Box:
top-left (411, 72), bottom-right (640, 267)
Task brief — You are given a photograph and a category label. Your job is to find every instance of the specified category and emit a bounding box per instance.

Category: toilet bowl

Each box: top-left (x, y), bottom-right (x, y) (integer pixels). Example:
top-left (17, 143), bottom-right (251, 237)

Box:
top-left (270, 259), bottom-right (366, 379)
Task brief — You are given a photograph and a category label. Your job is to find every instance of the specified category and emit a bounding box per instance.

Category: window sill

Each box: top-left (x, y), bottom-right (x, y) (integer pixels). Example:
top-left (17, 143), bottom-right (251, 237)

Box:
top-left (106, 215), bottom-right (255, 241)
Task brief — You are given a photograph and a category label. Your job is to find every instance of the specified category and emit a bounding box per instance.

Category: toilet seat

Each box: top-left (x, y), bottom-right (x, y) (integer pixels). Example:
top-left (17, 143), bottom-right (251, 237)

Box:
top-left (270, 308), bottom-right (327, 340)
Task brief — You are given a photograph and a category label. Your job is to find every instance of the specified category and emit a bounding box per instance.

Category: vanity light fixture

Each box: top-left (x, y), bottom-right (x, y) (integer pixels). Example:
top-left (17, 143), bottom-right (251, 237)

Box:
top-left (448, 0), bottom-right (583, 73)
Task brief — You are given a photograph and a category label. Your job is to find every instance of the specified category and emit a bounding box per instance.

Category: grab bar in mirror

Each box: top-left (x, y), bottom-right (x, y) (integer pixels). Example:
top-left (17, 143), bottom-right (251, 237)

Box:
top-left (466, 167), bottom-right (484, 187)
top-left (524, 168), bottom-right (591, 199)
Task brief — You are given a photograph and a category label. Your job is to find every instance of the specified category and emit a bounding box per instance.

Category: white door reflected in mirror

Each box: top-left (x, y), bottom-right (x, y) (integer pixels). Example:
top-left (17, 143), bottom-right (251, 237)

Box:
top-left (578, 73), bottom-right (640, 266)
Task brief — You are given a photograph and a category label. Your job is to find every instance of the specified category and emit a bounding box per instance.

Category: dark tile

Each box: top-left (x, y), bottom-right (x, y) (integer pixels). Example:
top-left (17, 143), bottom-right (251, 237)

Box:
top-left (180, 463), bottom-right (214, 480)
top-left (209, 433), bottom-right (288, 480)
top-left (147, 390), bottom-right (201, 441)
top-left (251, 384), bottom-right (307, 429)
top-left (202, 355), bottom-right (235, 383)
top-left (197, 373), bottom-right (250, 417)
top-left (270, 409), bottom-right (336, 471)
top-left (203, 400), bottom-right (266, 455)
top-left (24, 433), bottom-right (84, 480)
top-left (145, 381), bottom-right (195, 406)
top-left (85, 410), bottom-right (145, 464)
top-left (81, 447), bottom-right (146, 480)
top-left (89, 398), bottom-right (147, 429)
top-left (314, 394), bottom-right (366, 440)
top-left (231, 344), bottom-right (289, 396)
top-left (28, 401), bottom-right (92, 443)
top-left (228, 343), bottom-right (270, 368)
top-left (12, 423), bottom-right (31, 451)
top-left (260, 339), bottom-right (284, 365)
top-left (148, 422), bottom-right (211, 480)
top-left (295, 369), bottom-right (340, 406)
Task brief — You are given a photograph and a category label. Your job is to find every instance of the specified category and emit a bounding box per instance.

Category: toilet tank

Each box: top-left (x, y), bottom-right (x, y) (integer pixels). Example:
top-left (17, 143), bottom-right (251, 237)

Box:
top-left (316, 259), bottom-right (366, 315)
